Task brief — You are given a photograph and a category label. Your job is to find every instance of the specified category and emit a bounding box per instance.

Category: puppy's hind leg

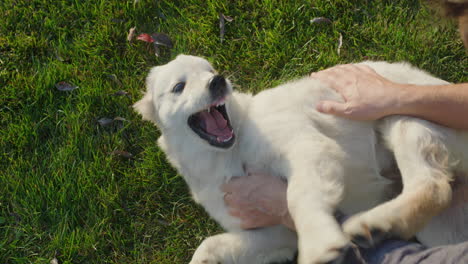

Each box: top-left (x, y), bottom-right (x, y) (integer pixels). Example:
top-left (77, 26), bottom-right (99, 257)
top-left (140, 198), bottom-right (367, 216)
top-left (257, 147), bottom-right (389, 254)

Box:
top-left (343, 117), bottom-right (455, 247)
top-left (190, 226), bottom-right (297, 264)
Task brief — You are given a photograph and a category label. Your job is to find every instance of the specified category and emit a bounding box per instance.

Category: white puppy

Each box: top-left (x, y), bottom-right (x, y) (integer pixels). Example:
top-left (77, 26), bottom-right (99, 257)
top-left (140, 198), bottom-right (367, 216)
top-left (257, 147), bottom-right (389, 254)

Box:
top-left (134, 55), bottom-right (468, 264)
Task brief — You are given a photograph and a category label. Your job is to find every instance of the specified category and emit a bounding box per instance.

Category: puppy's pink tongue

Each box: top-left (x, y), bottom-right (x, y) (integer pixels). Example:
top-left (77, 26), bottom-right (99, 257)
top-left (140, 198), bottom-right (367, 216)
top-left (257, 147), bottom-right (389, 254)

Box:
top-left (199, 109), bottom-right (232, 140)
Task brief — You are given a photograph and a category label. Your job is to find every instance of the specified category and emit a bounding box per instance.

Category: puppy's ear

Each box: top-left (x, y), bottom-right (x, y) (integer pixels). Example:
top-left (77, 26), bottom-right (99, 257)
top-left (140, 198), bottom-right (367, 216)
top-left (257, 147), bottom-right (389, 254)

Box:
top-left (133, 67), bottom-right (159, 124)
top-left (133, 91), bottom-right (157, 123)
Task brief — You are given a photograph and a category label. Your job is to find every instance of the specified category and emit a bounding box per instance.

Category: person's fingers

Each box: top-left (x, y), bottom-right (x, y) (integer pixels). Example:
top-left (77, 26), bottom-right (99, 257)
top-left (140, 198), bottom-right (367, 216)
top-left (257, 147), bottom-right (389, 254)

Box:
top-left (224, 192), bottom-right (246, 207)
top-left (240, 215), bottom-right (276, 229)
top-left (223, 192), bottom-right (233, 204)
top-left (311, 68), bottom-right (351, 94)
top-left (221, 176), bottom-right (245, 192)
top-left (221, 183), bottom-right (232, 192)
top-left (316, 100), bottom-right (350, 116)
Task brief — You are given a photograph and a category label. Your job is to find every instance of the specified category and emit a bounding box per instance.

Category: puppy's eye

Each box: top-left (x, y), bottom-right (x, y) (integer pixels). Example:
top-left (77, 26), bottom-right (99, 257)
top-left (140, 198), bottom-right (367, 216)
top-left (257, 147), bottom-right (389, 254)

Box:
top-left (172, 82), bottom-right (186, 94)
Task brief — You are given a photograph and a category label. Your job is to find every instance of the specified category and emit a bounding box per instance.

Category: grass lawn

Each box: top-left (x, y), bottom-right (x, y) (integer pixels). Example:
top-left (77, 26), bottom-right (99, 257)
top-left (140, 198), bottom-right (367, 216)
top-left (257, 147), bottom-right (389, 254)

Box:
top-left (1, 0), bottom-right (467, 263)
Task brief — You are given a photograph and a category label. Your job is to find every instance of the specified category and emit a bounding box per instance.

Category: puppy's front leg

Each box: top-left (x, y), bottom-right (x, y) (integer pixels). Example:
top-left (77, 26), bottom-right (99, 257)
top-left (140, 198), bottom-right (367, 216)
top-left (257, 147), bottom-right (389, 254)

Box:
top-left (286, 141), bottom-right (349, 264)
top-left (190, 226), bottom-right (297, 264)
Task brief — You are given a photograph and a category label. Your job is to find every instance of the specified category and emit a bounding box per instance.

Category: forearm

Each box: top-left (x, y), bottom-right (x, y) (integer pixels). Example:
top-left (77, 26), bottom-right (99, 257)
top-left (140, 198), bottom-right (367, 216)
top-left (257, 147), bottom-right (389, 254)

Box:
top-left (392, 83), bottom-right (468, 130)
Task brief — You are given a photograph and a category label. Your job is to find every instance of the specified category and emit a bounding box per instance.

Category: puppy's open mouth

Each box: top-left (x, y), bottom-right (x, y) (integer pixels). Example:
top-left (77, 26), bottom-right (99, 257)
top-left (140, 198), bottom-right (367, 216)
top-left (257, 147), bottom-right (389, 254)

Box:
top-left (188, 97), bottom-right (235, 148)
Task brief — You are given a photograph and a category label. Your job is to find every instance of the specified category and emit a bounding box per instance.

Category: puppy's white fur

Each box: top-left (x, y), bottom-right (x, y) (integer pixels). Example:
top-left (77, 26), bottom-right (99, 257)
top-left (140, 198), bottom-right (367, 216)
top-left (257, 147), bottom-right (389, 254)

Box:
top-left (134, 55), bottom-right (468, 264)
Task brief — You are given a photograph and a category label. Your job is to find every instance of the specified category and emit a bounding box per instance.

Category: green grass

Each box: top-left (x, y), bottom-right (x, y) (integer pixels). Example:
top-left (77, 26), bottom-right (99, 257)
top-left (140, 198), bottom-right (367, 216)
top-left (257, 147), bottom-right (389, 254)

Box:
top-left (1, 0), bottom-right (467, 263)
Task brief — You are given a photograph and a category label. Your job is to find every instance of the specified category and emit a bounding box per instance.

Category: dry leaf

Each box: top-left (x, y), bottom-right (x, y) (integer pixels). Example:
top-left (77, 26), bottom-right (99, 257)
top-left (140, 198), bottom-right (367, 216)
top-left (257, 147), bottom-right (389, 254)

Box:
top-left (219, 13), bottom-right (226, 43)
top-left (137, 33), bottom-right (173, 48)
top-left (151, 33), bottom-right (173, 48)
top-left (55, 81), bottom-right (78, 91)
top-left (127, 27), bottom-right (137, 42)
top-left (54, 51), bottom-right (65, 62)
top-left (111, 90), bottom-right (130, 97)
top-left (98, 118), bottom-right (113, 127)
top-left (50, 258), bottom-right (59, 264)
top-left (107, 74), bottom-right (123, 87)
top-left (137, 33), bottom-right (154, 43)
top-left (157, 219), bottom-right (170, 226)
top-left (219, 13), bottom-right (233, 43)
top-left (310, 17), bottom-right (332, 24)
top-left (113, 117), bottom-right (127, 122)
top-left (153, 43), bottom-right (160, 57)
top-left (111, 18), bottom-right (125, 23)
top-left (222, 14), bottom-right (233, 22)
top-left (137, 32), bottom-right (173, 57)
top-left (109, 150), bottom-right (133, 159)
top-left (98, 117), bottom-right (127, 127)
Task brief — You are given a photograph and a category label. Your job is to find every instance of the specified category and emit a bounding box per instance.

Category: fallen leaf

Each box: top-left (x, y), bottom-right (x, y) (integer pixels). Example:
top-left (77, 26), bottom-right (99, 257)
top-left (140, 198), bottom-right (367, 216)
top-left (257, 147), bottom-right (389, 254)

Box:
top-left (109, 150), bottom-right (133, 159)
top-left (222, 14), bottom-right (233, 22)
top-left (219, 13), bottom-right (233, 43)
top-left (153, 43), bottom-right (161, 57)
top-left (137, 33), bottom-right (154, 43)
top-left (151, 33), bottom-right (173, 48)
top-left (111, 18), bottom-right (126, 23)
top-left (127, 27), bottom-right (136, 42)
top-left (158, 11), bottom-right (166, 20)
top-left (219, 13), bottom-right (226, 43)
top-left (113, 117), bottom-right (127, 122)
top-left (55, 81), bottom-right (78, 91)
top-left (98, 117), bottom-right (127, 127)
top-left (97, 118), bottom-right (114, 127)
top-left (54, 51), bottom-right (64, 62)
top-left (138, 32), bottom-right (173, 56)
top-left (107, 74), bottom-right (123, 87)
top-left (157, 219), bottom-right (170, 226)
top-left (310, 17), bottom-right (332, 24)
top-left (111, 90), bottom-right (130, 97)
top-left (50, 258), bottom-right (59, 264)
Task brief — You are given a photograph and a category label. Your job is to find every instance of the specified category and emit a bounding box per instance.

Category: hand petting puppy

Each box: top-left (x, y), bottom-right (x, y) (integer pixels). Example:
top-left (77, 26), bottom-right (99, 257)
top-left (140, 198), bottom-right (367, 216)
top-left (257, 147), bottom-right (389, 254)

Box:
top-left (222, 172), bottom-right (295, 230)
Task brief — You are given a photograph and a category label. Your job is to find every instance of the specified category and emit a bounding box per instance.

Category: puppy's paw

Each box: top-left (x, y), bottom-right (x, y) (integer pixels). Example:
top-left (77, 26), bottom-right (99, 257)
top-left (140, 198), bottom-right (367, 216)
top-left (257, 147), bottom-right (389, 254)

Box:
top-left (190, 237), bottom-right (227, 264)
top-left (343, 212), bottom-right (394, 248)
top-left (189, 258), bottom-right (222, 264)
top-left (298, 235), bottom-right (350, 264)
top-left (190, 248), bottom-right (224, 264)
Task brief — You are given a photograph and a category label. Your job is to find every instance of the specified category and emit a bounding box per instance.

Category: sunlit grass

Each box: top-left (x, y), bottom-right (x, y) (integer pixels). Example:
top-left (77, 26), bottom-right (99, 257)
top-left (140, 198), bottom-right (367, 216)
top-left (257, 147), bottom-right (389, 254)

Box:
top-left (1, 0), bottom-right (466, 263)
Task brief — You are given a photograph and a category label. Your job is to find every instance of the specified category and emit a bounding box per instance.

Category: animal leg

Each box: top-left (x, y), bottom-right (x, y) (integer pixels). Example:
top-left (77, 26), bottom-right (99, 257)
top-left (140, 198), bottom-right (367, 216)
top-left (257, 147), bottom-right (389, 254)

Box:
top-left (190, 226), bottom-right (297, 264)
top-left (287, 140), bottom-right (349, 264)
top-left (343, 117), bottom-right (454, 247)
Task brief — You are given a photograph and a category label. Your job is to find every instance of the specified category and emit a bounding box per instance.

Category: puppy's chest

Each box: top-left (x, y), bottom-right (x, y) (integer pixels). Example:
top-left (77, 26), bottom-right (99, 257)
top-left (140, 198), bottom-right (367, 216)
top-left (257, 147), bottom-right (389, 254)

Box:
top-left (236, 108), bottom-right (312, 179)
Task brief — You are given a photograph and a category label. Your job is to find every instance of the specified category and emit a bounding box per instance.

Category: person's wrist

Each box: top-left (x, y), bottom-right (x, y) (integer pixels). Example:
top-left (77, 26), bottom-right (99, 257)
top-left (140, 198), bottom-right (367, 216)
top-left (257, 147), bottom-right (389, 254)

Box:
top-left (392, 83), bottom-right (421, 116)
top-left (381, 82), bottom-right (412, 117)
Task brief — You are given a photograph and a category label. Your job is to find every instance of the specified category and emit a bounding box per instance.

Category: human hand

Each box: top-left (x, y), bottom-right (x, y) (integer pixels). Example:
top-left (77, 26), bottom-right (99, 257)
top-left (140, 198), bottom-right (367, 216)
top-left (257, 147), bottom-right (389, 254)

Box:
top-left (312, 64), bottom-right (404, 121)
top-left (222, 172), bottom-right (295, 230)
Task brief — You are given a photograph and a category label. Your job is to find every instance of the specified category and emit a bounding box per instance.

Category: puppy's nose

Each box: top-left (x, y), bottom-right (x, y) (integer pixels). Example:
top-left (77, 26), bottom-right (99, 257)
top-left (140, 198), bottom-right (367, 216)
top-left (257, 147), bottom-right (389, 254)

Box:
top-left (209, 75), bottom-right (227, 100)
